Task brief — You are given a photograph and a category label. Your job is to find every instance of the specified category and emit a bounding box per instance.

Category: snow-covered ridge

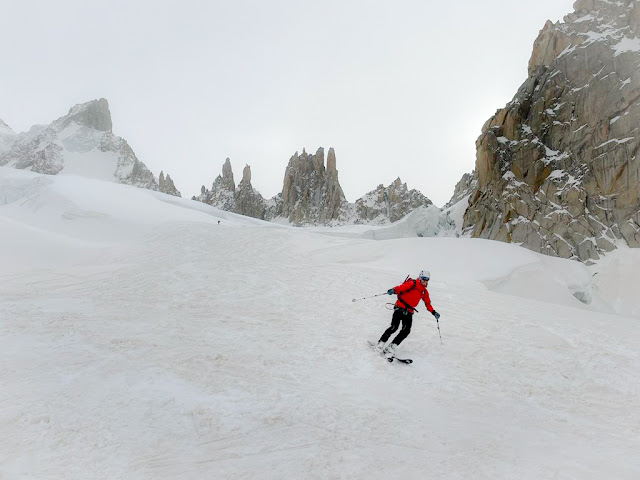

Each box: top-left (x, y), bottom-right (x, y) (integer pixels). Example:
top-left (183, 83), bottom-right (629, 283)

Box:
top-left (0, 99), bottom-right (181, 196)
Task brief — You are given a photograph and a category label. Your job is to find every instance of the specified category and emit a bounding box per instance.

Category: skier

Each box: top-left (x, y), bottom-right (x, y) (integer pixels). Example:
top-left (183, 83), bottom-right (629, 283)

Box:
top-left (376, 270), bottom-right (440, 357)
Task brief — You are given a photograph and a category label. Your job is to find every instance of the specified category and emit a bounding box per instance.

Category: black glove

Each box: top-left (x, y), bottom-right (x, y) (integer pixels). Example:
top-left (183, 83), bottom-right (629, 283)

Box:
top-left (387, 289), bottom-right (395, 295)
top-left (432, 310), bottom-right (440, 320)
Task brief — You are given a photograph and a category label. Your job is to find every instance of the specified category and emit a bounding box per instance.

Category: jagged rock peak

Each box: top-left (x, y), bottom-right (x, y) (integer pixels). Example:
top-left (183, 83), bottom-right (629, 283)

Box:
top-left (62, 98), bottom-right (112, 132)
top-left (221, 157), bottom-right (234, 182)
top-left (216, 157), bottom-right (236, 193)
top-left (193, 158), bottom-right (272, 219)
top-left (280, 146), bottom-right (348, 225)
top-left (356, 177), bottom-right (433, 224)
top-left (235, 163), bottom-right (270, 219)
top-left (242, 164), bottom-right (251, 184)
top-left (192, 158), bottom-right (238, 212)
top-left (327, 147), bottom-right (337, 173)
top-left (158, 170), bottom-right (181, 197)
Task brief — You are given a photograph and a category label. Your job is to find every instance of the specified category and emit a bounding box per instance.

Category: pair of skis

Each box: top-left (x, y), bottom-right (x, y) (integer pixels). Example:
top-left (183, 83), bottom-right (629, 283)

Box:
top-left (367, 341), bottom-right (413, 364)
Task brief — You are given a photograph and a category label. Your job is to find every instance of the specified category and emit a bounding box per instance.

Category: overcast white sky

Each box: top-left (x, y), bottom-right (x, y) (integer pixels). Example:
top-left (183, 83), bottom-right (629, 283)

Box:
top-left (0, 0), bottom-right (576, 206)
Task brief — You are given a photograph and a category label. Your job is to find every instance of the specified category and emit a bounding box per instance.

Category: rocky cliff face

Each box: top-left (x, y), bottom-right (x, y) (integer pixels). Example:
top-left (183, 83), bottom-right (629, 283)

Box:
top-left (280, 147), bottom-right (350, 225)
top-left (462, 0), bottom-right (640, 262)
top-left (0, 99), bottom-right (181, 196)
top-left (356, 178), bottom-right (433, 224)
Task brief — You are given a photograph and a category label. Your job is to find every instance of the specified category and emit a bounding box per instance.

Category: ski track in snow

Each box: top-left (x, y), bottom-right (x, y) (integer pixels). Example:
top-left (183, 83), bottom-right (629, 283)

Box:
top-left (0, 170), bottom-right (639, 479)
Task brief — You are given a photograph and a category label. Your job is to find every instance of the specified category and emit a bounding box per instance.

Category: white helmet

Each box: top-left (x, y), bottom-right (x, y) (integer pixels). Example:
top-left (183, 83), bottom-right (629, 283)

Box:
top-left (418, 270), bottom-right (430, 281)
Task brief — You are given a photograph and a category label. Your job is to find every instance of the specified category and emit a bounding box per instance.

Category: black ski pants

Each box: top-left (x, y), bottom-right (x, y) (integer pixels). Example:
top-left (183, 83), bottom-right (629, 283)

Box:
top-left (379, 307), bottom-right (413, 346)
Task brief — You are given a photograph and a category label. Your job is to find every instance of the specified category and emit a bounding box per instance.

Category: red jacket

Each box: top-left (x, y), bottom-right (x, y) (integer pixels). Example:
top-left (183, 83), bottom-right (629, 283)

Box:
top-left (393, 278), bottom-right (433, 314)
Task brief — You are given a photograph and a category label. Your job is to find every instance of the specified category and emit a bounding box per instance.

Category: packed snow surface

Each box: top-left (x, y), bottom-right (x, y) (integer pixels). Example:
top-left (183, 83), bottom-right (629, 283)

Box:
top-left (1, 168), bottom-right (639, 479)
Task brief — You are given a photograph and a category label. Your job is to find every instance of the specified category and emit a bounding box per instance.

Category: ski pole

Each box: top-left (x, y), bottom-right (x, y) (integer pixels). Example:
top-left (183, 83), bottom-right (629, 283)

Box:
top-left (436, 317), bottom-right (443, 344)
top-left (352, 292), bottom-right (388, 303)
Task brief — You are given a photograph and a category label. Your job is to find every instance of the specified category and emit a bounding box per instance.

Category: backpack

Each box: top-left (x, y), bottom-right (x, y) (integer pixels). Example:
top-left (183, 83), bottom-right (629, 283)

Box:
top-left (396, 275), bottom-right (419, 313)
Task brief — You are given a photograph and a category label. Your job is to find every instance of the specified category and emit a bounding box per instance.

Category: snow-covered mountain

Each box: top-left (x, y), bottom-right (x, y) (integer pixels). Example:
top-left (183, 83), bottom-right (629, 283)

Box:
top-left (355, 177), bottom-right (433, 224)
top-left (0, 99), bottom-right (181, 196)
top-left (1, 166), bottom-right (638, 478)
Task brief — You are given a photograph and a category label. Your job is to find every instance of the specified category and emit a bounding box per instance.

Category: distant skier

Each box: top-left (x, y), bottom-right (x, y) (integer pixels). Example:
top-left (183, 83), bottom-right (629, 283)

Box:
top-left (376, 270), bottom-right (440, 357)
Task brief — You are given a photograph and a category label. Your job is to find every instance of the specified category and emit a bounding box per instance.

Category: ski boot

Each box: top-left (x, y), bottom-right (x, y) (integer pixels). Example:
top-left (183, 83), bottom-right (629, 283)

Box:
top-left (383, 343), bottom-right (397, 359)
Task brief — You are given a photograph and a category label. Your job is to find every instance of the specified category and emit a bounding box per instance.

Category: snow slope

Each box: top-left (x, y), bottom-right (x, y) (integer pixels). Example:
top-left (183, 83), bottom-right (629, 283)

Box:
top-left (1, 168), bottom-right (638, 479)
